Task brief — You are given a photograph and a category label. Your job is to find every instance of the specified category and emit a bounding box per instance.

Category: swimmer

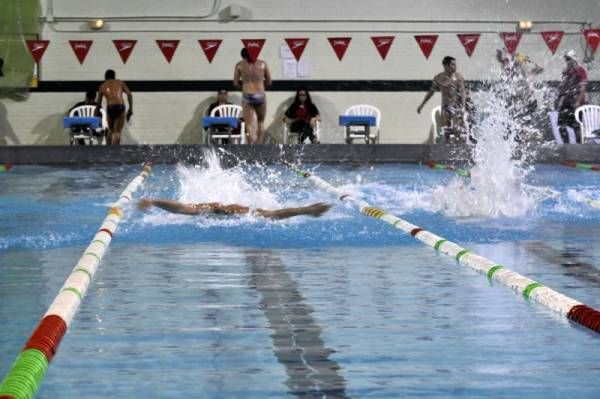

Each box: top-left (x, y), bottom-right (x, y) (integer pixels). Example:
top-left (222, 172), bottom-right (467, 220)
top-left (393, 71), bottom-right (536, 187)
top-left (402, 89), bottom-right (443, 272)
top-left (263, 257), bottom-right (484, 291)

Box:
top-left (138, 198), bottom-right (331, 220)
top-left (97, 69), bottom-right (133, 145)
top-left (233, 48), bottom-right (272, 144)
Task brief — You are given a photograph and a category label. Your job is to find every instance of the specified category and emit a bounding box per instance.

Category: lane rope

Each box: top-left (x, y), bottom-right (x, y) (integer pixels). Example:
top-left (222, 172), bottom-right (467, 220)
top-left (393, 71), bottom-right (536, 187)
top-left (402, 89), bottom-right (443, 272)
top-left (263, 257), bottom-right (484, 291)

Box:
top-left (0, 163), bottom-right (13, 172)
top-left (562, 161), bottom-right (600, 171)
top-left (289, 164), bottom-right (600, 335)
top-left (0, 162), bottom-right (153, 399)
top-left (425, 160), bottom-right (470, 177)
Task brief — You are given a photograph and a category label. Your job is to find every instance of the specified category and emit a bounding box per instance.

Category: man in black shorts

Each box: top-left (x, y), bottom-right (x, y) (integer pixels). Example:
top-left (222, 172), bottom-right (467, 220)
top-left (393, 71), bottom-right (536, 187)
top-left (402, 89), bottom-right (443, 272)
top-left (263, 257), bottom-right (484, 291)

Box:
top-left (97, 69), bottom-right (133, 145)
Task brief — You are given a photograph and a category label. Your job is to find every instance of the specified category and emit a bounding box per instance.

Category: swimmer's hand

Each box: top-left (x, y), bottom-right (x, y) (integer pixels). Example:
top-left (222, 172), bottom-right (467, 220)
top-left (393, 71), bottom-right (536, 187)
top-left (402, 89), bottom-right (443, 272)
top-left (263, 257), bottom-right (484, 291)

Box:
top-left (137, 198), bottom-right (153, 211)
top-left (126, 109), bottom-right (133, 122)
top-left (417, 104), bottom-right (423, 114)
top-left (304, 202), bottom-right (332, 217)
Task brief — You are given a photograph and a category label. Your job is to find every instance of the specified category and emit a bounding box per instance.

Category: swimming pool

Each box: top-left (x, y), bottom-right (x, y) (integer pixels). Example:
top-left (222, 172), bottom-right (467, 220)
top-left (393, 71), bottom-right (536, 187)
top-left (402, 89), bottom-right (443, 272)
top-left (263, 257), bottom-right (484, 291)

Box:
top-left (1, 158), bottom-right (600, 398)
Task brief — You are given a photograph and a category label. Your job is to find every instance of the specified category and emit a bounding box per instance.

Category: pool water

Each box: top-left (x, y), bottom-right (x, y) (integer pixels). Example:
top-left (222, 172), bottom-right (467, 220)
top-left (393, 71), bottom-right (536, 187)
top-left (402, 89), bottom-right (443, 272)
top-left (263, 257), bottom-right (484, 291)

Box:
top-left (1, 160), bottom-right (600, 398)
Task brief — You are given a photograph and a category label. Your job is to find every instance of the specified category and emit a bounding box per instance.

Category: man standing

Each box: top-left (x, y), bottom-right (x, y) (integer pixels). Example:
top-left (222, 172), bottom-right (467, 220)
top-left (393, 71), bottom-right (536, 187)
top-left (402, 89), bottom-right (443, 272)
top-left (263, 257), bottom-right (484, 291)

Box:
top-left (233, 48), bottom-right (272, 144)
top-left (417, 56), bottom-right (466, 143)
top-left (555, 50), bottom-right (587, 141)
top-left (97, 69), bottom-right (133, 145)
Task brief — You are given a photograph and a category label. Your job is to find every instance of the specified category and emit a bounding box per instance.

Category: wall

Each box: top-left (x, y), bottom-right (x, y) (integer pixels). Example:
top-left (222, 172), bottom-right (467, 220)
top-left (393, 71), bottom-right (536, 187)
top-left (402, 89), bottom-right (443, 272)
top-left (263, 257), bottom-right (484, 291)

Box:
top-left (1, 0), bottom-right (599, 145)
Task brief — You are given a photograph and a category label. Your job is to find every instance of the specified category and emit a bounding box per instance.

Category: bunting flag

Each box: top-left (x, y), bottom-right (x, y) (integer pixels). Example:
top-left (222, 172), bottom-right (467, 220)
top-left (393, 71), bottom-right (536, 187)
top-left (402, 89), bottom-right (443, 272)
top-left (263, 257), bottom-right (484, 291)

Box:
top-left (500, 32), bottom-right (522, 55)
top-left (414, 35), bottom-right (438, 59)
top-left (112, 40), bottom-right (137, 63)
top-left (327, 37), bottom-right (352, 61)
top-left (371, 36), bottom-right (395, 60)
top-left (284, 38), bottom-right (309, 61)
top-left (25, 40), bottom-right (50, 63)
top-left (457, 34), bottom-right (480, 57)
top-left (583, 29), bottom-right (600, 54)
top-left (69, 40), bottom-right (93, 64)
top-left (540, 31), bottom-right (564, 55)
top-left (198, 39), bottom-right (222, 63)
top-left (241, 39), bottom-right (266, 61)
top-left (156, 40), bottom-right (180, 63)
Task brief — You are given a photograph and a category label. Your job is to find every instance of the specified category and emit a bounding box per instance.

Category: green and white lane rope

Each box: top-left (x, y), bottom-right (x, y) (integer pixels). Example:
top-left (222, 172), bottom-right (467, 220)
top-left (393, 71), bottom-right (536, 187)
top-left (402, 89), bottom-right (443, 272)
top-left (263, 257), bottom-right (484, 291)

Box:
top-left (0, 162), bottom-right (153, 399)
top-left (290, 164), bottom-right (600, 335)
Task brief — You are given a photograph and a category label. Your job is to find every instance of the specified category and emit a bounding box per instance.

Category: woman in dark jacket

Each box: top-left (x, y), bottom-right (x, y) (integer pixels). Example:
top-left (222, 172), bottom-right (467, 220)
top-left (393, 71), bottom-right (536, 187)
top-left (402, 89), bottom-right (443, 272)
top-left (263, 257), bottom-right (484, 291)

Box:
top-left (284, 89), bottom-right (320, 143)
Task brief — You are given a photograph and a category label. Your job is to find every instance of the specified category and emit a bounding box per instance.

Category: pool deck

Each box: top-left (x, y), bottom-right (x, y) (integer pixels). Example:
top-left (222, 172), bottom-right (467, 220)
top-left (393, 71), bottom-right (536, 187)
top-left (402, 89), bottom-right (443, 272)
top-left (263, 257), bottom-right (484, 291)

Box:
top-left (0, 144), bottom-right (598, 165)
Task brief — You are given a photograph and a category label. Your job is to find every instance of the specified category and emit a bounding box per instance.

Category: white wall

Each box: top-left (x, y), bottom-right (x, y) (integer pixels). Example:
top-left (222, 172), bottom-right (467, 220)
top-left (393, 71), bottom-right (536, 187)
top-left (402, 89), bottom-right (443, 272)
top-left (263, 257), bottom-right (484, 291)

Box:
top-left (1, 0), bottom-right (599, 145)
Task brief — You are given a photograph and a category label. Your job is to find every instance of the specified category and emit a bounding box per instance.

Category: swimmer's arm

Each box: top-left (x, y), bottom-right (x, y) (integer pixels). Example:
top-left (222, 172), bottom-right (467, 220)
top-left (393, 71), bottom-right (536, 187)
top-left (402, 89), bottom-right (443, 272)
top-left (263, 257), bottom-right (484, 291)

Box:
top-left (458, 74), bottom-right (466, 110)
top-left (138, 199), bottom-right (204, 215)
top-left (123, 82), bottom-right (133, 116)
top-left (264, 62), bottom-right (272, 88)
top-left (96, 87), bottom-right (104, 113)
top-left (417, 88), bottom-right (435, 113)
top-left (233, 63), bottom-right (242, 89)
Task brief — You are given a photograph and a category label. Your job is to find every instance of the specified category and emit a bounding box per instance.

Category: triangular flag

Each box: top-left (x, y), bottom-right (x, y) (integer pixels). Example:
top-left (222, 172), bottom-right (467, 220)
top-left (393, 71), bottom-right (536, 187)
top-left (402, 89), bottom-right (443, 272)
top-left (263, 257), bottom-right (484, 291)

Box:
top-left (500, 32), bottom-right (522, 55)
top-left (371, 36), bottom-right (395, 60)
top-left (583, 29), bottom-right (600, 54)
top-left (112, 40), bottom-right (137, 63)
top-left (69, 40), bottom-right (93, 64)
top-left (156, 40), bottom-right (180, 63)
top-left (327, 37), bottom-right (352, 61)
top-left (26, 40), bottom-right (50, 63)
top-left (540, 31), bottom-right (564, 55)
top-left (198, 39), bottom-right (222, 63)
top-left (285, 38), bottom-right (309, 61)
top-left (414, 35), bottom-right (438, 59)
top-left (242, 39), bottom-right (266, 61)
top-left (457, 34), bottom-right (480, 57)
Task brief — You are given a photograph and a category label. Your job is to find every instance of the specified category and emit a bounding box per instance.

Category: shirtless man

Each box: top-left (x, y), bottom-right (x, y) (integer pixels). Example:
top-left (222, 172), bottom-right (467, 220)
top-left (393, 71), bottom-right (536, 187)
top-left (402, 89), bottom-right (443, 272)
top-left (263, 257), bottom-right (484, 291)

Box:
top-left (417, 56), bottom-right (466, 143)
top-left (233, 48), bottom-right (272, 144)
top-left (96, 69), bottom-right (133, 145)
top-left (138, 198), bottom-right (331, 220)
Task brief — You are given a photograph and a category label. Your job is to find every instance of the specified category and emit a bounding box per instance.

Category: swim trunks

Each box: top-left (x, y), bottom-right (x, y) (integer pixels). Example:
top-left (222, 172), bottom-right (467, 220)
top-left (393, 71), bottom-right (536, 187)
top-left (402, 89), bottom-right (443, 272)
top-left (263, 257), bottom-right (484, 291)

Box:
top-left (107, 104), bottom-right (126, 120)
top-left (242, 93), bottom-right (265, 106)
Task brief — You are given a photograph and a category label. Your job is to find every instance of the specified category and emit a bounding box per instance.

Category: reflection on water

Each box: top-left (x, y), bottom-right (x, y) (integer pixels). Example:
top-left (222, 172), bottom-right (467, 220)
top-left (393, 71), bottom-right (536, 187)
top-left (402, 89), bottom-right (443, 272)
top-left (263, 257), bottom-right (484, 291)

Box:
top-left (246, 250), bottom-right (349, 398)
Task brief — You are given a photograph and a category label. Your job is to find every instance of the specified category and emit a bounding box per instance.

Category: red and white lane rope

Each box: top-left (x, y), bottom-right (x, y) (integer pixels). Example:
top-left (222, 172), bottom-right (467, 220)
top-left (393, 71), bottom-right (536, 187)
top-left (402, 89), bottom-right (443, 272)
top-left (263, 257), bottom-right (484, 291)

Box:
top-left (290, 165), bottom-right (600, 335)
top-left (0, 162), bottom-right (152, 399)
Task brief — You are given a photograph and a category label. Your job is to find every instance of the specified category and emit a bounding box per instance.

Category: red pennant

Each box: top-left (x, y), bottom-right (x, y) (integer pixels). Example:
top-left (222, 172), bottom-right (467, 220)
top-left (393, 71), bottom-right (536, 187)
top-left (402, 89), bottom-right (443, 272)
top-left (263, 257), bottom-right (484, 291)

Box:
top-left (371, 36), bottom-right (395, 60)
top-left (540, 31), bottom-right (564, 55)
top-left (26, 40), bottom-right (50, 63)
top-left (156, 40), bottom-right (180, 63)
top-left (457, 34), bottom-right (480, 57)
top-left (112, 40), bottom-right (137, 63)
top-left (198, 40), bottom-right (222, 63)
top-left (284, 38), bottom-right (309, 61)
top-left (69, 40), bottom-right (93, 64)
top-left (500, 32), bottom-right (522, 55)
top-left (241, 39), bottom-right (266, 61)
top-left (583, 29), bottom-right (600, 54)
top-left (327, 37), bottom-right (352, 61)
top-left (414, 35), bottom-right (438, 59)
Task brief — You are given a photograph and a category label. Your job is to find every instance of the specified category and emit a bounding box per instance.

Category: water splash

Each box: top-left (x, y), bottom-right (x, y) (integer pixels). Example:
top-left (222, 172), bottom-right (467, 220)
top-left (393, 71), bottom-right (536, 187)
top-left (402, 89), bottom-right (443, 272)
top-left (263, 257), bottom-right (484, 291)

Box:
top-left (432, 59), bottom-right (556, 218)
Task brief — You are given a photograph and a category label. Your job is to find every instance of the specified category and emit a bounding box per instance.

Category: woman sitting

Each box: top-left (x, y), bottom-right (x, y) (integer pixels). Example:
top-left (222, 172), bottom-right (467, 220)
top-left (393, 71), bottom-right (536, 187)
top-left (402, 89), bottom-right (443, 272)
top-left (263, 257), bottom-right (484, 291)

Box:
top-left (283, 89), bottom-right (321, 144)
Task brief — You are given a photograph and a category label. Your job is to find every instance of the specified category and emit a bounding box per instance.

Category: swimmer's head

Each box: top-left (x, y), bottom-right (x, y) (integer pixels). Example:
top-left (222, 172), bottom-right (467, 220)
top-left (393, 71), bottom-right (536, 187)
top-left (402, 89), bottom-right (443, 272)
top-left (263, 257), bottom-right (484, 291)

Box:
top-left (564, 49), bottom-right (577, 67)
top-left (496, 49), bottom-right (508, 63)
top-left (104, 69), bottom-right (116, 80)
top-left (241, 48), bottom-right (252, 62)
top-left (442, 56), bottom-right (456, 73)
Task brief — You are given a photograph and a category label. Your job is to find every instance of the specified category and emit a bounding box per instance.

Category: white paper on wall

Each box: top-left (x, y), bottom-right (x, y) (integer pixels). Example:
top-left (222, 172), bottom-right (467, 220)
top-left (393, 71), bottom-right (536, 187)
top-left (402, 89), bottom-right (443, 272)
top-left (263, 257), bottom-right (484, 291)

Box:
top-left (297, 60), bottom-right (311, 77)
top-left (283, 59), bottom-right (298, 78)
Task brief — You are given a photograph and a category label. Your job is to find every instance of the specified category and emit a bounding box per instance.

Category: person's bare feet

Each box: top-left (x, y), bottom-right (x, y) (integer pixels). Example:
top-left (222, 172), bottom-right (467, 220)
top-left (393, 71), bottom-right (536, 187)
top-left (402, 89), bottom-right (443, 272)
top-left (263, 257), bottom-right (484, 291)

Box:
top-left (304, 202), bottom-right (332, 217)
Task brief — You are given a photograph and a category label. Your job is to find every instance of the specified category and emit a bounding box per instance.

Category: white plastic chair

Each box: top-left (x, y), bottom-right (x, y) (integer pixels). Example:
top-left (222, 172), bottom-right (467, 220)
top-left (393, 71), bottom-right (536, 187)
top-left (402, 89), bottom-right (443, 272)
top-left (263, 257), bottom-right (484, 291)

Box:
top-left (343, 104), bottom-right (381, 144)
top-left (68, 105), bottom-right (108, 145)
top-left (283, 120), bottom-right (320, 144)
top-left (207, 104), bottom-right (246, 144)
top-left (431, 105), bottom-right (443, 143)
top-left (575, 105), bottom-right (600, 144)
